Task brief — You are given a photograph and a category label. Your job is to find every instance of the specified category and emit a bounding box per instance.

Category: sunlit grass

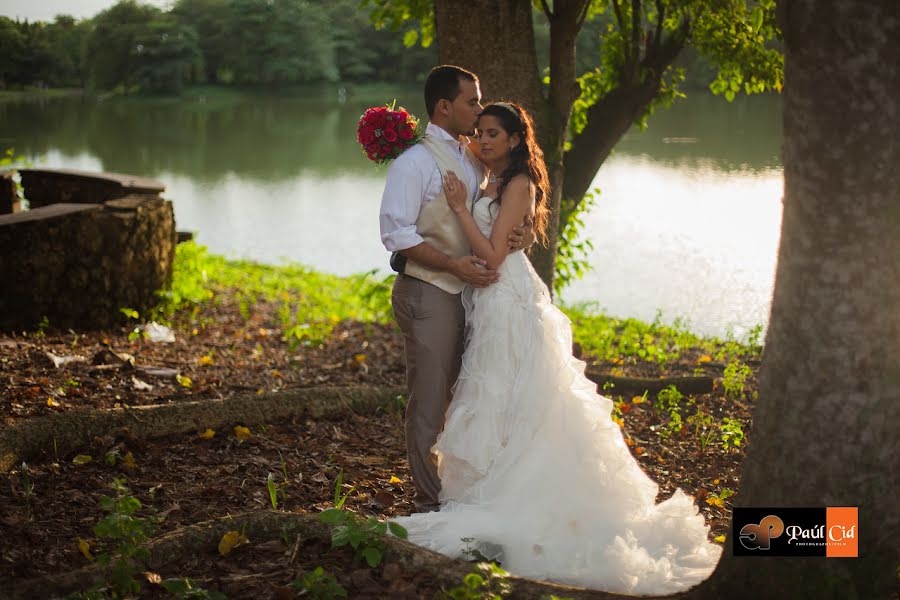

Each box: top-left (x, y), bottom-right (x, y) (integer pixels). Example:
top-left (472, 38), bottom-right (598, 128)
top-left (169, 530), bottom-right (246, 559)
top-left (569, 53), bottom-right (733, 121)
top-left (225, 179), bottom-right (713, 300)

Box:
top-left (156, 241), bottom-right (394, 346)
top-left (162, 241), bottom-right (763, 361)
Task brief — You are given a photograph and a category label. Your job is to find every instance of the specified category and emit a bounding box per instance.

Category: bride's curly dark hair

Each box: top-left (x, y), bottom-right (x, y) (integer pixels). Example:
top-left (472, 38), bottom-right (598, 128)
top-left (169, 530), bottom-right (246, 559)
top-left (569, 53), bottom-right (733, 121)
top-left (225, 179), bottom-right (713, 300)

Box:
top-left (480, 101), bottom-right (550, 246)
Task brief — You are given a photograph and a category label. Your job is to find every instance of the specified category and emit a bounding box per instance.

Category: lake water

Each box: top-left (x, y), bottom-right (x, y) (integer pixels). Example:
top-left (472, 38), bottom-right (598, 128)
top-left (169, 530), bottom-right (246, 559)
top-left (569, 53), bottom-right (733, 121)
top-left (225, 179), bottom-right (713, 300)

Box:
top-left (1, 88), bottom-right (783, 338)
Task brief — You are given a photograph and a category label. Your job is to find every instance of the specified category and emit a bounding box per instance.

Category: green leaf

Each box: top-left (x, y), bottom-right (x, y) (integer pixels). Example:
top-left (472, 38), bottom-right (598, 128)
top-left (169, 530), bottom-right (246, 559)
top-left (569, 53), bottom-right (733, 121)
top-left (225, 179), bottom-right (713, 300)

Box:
top-left (318, 508), bottom-right (346, 525)
top-left (332, 525), bottom-right (350, 547)
top-left (751, 6), bottom-right (764, 33)
top-left (387, 521), bottom-right (408, 539)
top-left (402, 29), bottom-right (418, 47)
top-left (266, 472), bottom-right (278, 511)
top-left (362, 546), bottom-right (382, 567)
top-left (120, 496), bottom-right (142, 515)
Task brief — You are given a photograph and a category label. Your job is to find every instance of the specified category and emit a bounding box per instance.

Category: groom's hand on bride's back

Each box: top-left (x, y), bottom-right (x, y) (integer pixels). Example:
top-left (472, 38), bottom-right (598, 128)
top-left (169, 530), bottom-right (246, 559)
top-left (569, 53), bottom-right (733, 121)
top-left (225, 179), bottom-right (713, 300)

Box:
top-left (452, 255), bottom-right (499, 288)
top-left (507, 215), bottom-right (536, 251)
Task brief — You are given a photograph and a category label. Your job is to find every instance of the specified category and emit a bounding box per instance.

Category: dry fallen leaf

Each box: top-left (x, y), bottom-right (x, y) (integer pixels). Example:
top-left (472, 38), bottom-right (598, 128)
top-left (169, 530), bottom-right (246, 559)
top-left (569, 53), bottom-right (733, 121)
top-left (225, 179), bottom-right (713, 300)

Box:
top-left (144, 571), bottom-right (162, 584)
top-left (76, 538), bottom-right (92, 560)
top-left (706, 497), bottom-right (725, 508)
top-left (697, 355), bottom-right (713, 364)
top-left (72, 454), bottom-right (92, 465)
top-left (631, 395), bottom-right (647, 404)
top-left (199, 428), bottom-right (216, 440)
top-left (233, 425), bottom-right (252, 441)
top-left (176, 374), bottom-right (193, 388)
top-left (218, 530), bottom-right (249, 556)
top-left (388, 475), bottom-right (402, 484)
top-left (121, 452), bottom-right (137, 471)
top-left (198, 354), bottom-right (214, 366)
top-left (47, 397), bottom-right (60, 408)
top-left (714, 535), bottom-right (726, 543)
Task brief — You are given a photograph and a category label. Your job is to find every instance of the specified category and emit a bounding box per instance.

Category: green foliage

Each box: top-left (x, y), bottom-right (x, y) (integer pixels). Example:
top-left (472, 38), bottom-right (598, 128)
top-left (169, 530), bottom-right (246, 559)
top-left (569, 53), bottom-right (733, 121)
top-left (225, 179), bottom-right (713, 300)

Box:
top-left (157, 241), bottom-right (393, 347)
top-left (720, 417), bottom-right (745, 449)
top-left (266, 472), bottom-right (278, 510)
top-left (708, 486), bottom-right (734, 505)
top-left (161, 578), bottom-right (227, 600)
top-left (0, 148), bottom-right (31, 209)
top-left (563, 303), bottom-right (762, 370)
top-left (362, 0), bottom-right (435, 48)
top-left (686, 408), bottom-right (715, 451)
top-left (131, 16), bottom-right (201, 93)
top-left (554, 187), bottom-right (598, 296)
top-left (440, 562), bottom-right (512, 600)
top-left (83, 0), bottom-right (167, 91)
top-left (318, 471), bottom-right (407, 568)
top-left (91, 478), bottom-right (155, 598)
top-left (654, 384), bottom-right (685, 437)
top-left (318, 507), bottom-right (407, 568)
top-left (570, 0), bottom-right (781, 137)
top-left (290, 566), bottom-right (348, 599)
top-left (722, 359), bottom-right (752, 398)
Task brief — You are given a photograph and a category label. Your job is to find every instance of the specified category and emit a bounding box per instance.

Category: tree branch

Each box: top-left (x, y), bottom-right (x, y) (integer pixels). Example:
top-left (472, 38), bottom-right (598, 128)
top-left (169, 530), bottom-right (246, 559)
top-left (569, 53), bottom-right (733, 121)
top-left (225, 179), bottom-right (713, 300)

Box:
top-left (540, 0), bottom-right (553, 20)
top-left (611, 0), bottom-right (630, 72)
top-left (653, 0), bottom-right (665, 54)
top-left (631, 0), bottom-right (641, 69)
top-left (576, 0), bottom-right (591, 29)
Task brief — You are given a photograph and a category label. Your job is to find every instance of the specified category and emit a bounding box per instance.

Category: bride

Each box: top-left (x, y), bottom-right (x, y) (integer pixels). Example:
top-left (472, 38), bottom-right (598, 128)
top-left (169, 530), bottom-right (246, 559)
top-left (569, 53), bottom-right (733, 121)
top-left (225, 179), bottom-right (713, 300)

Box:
top-left (391, 101), bottom-right (722, 595)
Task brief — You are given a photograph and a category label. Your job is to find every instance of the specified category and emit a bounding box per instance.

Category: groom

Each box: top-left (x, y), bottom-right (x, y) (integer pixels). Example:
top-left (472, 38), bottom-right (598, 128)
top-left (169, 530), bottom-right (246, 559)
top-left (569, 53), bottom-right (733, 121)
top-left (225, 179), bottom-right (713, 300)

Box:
top-left (379, 65), bottom-right (534, 512)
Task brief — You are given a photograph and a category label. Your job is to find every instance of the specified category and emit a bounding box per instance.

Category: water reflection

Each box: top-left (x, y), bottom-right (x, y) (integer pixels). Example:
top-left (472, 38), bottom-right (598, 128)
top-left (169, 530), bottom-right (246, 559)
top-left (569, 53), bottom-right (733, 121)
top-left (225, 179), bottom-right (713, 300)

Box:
top-left (2, 90), bottom-right (783, 337)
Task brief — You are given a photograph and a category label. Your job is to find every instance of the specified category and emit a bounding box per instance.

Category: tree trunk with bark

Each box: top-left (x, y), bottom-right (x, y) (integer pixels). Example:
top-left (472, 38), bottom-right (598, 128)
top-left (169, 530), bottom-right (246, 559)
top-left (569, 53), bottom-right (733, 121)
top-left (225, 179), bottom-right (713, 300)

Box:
top-left (695, 1), bottom-right (900, 597)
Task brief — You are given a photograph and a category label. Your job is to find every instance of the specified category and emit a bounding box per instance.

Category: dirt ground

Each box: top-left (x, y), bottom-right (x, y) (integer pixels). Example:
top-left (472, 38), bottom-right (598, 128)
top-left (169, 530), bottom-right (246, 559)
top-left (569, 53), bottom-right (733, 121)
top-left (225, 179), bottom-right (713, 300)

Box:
top-left (0, 294), bottom-right (756, 598)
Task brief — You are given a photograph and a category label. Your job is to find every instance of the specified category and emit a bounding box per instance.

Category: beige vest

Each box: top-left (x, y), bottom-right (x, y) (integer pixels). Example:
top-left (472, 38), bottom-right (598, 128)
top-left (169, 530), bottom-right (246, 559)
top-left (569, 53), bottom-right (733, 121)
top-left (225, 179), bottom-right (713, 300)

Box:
top-left (405, 135), bottom-right (485, 294)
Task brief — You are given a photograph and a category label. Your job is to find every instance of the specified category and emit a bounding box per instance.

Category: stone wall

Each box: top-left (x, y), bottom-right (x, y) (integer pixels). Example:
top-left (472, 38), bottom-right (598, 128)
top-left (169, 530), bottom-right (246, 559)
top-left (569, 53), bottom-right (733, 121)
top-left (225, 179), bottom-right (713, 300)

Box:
top-left (0, 195), bottom-right (176, 330)
top-left (17, 168), bottom-right (165, 210)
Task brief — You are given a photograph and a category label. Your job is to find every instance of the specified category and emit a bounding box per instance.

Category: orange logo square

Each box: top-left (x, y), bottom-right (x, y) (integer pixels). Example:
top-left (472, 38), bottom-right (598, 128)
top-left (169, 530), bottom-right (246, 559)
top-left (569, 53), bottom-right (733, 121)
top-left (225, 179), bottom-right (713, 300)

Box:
top-left (825, 507), bottom-right (858, 557)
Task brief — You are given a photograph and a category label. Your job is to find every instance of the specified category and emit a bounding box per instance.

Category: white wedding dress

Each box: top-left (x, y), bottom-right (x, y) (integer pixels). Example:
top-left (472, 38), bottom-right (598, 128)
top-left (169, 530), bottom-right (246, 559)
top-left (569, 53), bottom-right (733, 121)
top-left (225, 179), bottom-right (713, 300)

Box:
top-left (392, 196), bottom-right (722, 595)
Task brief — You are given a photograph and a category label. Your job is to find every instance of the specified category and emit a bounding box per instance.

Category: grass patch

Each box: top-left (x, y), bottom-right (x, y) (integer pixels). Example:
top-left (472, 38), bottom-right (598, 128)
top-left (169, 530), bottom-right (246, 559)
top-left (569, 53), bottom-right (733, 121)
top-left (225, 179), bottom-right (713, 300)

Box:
top-left (160, 242), bottom-right (762, 361)
top-left (155, 241), bottom-right (394, 347)
top-left (562, 302), bottom-right (762, 371)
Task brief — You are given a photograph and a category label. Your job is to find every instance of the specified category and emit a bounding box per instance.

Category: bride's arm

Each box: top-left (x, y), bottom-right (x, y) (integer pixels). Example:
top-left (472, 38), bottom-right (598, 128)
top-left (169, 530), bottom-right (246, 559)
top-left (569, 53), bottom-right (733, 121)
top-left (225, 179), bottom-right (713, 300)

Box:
top-left (443, 171), bottom-right (534, 271)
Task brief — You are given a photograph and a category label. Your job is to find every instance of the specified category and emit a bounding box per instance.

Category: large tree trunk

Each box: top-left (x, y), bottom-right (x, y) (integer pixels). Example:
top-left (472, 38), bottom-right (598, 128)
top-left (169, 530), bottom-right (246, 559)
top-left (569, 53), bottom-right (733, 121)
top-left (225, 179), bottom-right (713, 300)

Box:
top-left (695, 1), bottom-right (900, 597)
top-left (434, 1), bottom-right (543, 109)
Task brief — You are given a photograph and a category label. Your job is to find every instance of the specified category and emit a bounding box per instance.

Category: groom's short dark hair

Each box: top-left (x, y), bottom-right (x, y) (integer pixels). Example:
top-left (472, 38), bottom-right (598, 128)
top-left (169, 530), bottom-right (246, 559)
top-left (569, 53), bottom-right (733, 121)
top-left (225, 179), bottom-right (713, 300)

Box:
top-left (425, 65), bottom-right (479, 118)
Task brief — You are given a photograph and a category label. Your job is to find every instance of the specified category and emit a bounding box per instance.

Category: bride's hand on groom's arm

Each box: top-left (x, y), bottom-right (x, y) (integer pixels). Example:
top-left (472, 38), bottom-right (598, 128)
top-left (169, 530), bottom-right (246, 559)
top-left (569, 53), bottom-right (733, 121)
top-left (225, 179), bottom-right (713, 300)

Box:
top-left (451, 255), bottom-right (499, 288)
top-left (442, 171), bottom-right (469, 214)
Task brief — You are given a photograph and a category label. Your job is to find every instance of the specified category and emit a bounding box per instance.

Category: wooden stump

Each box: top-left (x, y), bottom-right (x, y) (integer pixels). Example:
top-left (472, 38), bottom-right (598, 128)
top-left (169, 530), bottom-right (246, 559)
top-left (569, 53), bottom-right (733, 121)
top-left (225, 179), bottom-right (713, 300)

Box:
top-left (0, 195), bottom-right (176, 330)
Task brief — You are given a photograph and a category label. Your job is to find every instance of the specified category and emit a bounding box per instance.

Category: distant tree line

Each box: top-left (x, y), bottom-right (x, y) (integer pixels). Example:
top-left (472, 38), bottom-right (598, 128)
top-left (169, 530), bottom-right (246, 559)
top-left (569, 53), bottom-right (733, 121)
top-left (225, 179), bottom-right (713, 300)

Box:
top-left (0, 0), bottom-right (721, 94)
top-left (0, 0), bottom-right (438, 93)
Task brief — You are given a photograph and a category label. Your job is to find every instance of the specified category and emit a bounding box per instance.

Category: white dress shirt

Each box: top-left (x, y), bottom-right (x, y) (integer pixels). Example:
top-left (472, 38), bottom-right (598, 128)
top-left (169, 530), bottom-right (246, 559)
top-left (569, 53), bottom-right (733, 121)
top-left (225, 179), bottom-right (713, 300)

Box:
top-left (379, 122), bottom-right (481, 252)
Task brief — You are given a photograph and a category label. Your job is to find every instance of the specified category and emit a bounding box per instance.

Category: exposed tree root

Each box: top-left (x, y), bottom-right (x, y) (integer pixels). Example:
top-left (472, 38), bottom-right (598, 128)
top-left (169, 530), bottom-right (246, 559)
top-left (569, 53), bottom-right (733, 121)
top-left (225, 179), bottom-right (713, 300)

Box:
top-left (584, 372), bottom-right (714, 396)
top-left (8, 510), bottom-right (693, 600)
top-left (0, 386), bottom-right (405, 472)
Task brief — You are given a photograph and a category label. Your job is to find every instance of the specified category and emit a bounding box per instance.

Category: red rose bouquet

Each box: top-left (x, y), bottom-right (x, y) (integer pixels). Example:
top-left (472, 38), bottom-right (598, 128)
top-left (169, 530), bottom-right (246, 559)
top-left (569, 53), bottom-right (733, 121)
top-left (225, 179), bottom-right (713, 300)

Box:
top-left (357, 101), bottom-right (421, 164)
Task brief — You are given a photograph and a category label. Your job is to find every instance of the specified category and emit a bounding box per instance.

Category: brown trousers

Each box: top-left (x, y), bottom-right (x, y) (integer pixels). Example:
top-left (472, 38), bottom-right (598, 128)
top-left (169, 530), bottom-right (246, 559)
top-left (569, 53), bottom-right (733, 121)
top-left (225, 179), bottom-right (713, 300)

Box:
top-left (391, 274), bottom-right (465, 512)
